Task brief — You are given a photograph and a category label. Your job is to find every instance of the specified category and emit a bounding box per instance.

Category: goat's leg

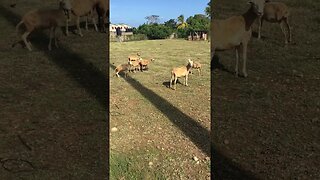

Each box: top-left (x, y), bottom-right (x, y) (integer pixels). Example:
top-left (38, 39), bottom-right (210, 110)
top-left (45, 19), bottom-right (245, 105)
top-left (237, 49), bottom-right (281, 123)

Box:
top-left (85, 16), bottom-right (89, 30)
top-left (280, 21), bottom-right (288, 45)
top-left (258, 17), bottom-right (263, 39)
top-left (185, 75), bottom-right (188, 86)
top-left (235, 46), bottom-right (240, 77)
top-left (54, 27), bottom-right (59, 48)
top-left (174, 76), bottom-right (178, 90)
top-left (285, 17), bottom-right (292, 43)
top-left (242, 43), bottom-right (248, 78)
top-left (92, 14), bottom-right (98, 32)
top-left (48, 27), bottom-right (54, 51)
top-left (198, 68), bottom-right (201, 76)
top-left (169, 75), bottom-right (174, 88)
top-left (22, 31), bottom-right (32, 51)
top-left (76, 16), bottom-right (83, 37)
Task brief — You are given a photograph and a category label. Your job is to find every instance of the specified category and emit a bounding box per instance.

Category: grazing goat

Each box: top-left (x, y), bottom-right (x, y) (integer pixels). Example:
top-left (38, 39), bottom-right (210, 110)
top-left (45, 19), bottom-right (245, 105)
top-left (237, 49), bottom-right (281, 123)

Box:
top-left (59, 0), bottom-right (98, 37)
top-left (169, 59), bottom-right (194, 90)
top-left (258, 1), bottom-right (292, 44)
top-left (211, 0), bottom-right (266, 77)
top-left (115, 62), bottom-right (132, 78)
top-left (14, 9), bottom-right (68, 51)
top-left (128, 53), bottom-right (141, 62)
top-left (139, 58), bottom-right (155, 71)
top-left (191, 61), bottom-right (202, 75)
top-left (129, 60), bottom-right (141, 73)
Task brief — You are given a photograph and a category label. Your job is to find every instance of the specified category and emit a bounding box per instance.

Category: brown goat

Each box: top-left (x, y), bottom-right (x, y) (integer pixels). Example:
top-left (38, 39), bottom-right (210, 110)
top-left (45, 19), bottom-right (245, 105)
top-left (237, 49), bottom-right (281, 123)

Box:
top-left (14, 9), bottom-right (67, 51)
top-left (169, 59), bottom-right (194, 90)
top-left (211, 0), bottom-right (266, 77)
top-left (258, 1), bottom-right (292, 44)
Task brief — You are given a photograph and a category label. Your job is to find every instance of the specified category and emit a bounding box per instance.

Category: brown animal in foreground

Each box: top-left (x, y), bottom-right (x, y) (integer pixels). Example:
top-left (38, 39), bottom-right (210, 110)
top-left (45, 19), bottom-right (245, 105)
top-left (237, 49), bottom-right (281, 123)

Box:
top-left (14, 9), bottom-right (68, 51)
top-left (169, 59), bottom-right (194, 90)
top-left (258, 1), bottom-right (292, 44)
top-left (211, 0), bottom-right (266, 77)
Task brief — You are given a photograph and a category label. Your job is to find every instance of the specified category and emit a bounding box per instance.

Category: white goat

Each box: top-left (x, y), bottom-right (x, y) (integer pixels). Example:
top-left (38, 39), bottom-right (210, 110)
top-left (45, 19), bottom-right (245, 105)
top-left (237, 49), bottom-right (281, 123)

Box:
top-left (59, 0), bottom-right (98, 37)
top-left (14, 9), bottom-right (68, 51)
top-left (169, 59), bottom-right (194, 90)
top-left (211, 0), bottom-right (266, 77)
top-left (258, 0), bottom-right (292, 44)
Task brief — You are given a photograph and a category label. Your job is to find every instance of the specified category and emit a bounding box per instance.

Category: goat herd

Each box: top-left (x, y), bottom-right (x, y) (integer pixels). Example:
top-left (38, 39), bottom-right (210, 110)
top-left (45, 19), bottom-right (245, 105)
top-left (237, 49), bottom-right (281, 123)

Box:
top-left (12, 0), bottom-right (293, 90)
top-left (114, 53), bottom-right (202, 90)
top-left (12, 0), bottom-right (108, 51)
top-left (211, 0), bottom-right (292, 77)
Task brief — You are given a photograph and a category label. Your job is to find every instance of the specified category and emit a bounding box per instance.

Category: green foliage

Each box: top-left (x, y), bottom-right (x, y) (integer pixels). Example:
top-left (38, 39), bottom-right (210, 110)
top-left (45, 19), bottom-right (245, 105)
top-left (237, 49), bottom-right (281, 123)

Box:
top-left (186, 14), bottom-right (210, 32)
top-left (164, 19), bottom-right (177, 30)
top-left (134, 24), bottom-right (173, 40)
top-left (205, 1), bottom-right (212, 17)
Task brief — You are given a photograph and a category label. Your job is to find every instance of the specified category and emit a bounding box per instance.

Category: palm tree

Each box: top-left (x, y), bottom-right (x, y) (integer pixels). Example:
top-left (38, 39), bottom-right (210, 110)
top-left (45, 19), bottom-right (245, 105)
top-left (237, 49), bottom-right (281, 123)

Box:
top-left (177, 15), bottom-right (188, 29)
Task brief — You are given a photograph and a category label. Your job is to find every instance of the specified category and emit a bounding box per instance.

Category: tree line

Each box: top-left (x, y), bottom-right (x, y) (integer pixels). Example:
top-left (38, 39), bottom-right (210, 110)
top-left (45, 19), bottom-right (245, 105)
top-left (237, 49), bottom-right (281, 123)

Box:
top-left (133, 2), bottom-right (211, 40)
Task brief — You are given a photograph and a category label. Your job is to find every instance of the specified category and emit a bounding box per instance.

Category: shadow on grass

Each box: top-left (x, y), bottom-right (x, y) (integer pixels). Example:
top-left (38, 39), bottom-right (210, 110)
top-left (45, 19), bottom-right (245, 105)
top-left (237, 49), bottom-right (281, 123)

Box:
top-left (112, 64), bottom-right (258, 179)
top-left (0, 4), bottom-right (109, 177)
top-left (111, 64), bottom-right (210, 156)
top-left (0, 5), bottom-right (108, 109)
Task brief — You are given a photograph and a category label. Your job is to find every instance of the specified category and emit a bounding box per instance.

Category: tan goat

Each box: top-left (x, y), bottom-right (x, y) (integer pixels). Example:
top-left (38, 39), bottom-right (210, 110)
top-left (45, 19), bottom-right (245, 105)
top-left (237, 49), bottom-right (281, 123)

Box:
top-left (129, 60), bottom-right (141, 73)
top-left (211, 0), bottom-right (266, 77)
top-left (139, 58), bottom-right (155, 71)
top-left (258, 1), bottom-right (292, 44)
top-left (191, 61), bottom-right (202, 75)
top-left (114, 61), bottom-right (132, 78)
top-left (169, 59), bottom-right (194, 90)
top-left (14, 9), bottom-right (68, 51)
top-left (128, 52), bottom-right (142, 62)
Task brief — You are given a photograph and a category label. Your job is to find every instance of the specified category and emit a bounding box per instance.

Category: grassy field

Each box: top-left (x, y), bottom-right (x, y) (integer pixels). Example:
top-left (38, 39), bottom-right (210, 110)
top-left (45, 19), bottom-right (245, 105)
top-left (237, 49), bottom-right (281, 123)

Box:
top-left (0, 1), bottom-right (108, 179)
top-left (110, 39), bottom-right (210, 179)
top-left (212, 0), bottom-right (320, 179)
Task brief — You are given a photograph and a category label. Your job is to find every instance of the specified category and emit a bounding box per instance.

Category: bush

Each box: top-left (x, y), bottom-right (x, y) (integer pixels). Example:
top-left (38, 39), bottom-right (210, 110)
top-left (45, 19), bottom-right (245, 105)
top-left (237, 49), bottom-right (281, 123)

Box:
top-left (134, 24), bottom-right (173, 40)
top-left (126, 34), bottom-right (148, 41)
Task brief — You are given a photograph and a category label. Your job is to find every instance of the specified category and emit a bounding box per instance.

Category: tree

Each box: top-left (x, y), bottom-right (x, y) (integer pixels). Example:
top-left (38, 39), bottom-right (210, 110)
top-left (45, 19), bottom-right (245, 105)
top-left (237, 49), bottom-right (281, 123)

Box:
top-left (134, 24), bottom-right (172, 40)
top-left (177, 14), bottom-right (188, 29)
top-left (186, 14), bottom-right (210, 32)
top-left (205, 1), bottom-right (212, 18)
top-left (145, 15), bottom-right (160, 24)
top-left (164, 19), bottom-right (177, 30)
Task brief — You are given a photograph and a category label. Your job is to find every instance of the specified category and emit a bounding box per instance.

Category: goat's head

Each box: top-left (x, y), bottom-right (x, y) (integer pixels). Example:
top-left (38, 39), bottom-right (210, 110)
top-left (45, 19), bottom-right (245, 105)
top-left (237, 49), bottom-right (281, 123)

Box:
top-left (248, 0), bottom-right (266, 16)
top-left (188, 59), bottom-right (194, 67)
top-left (59, 0), bottom-right (72, 11)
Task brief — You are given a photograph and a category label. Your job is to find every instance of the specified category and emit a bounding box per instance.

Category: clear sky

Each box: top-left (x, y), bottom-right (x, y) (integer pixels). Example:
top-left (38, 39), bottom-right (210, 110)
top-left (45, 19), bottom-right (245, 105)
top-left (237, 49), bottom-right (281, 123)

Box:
top-left (110, 0), bottom-right (209, 27)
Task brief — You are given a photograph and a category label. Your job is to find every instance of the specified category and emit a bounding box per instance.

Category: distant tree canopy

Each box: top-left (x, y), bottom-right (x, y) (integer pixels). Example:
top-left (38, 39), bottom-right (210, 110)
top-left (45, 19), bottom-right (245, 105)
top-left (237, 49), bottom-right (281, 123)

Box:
top-left (186, 14), bottom-right (210, 32)
top-left (134, 23), bottom-right (172, 40)
top-left (134, 8), bottom-right (210, 40)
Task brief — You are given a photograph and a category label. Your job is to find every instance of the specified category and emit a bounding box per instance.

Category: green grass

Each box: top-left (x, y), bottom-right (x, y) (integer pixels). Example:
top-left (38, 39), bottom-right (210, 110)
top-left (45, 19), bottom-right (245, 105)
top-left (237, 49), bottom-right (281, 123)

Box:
top-left (110, 151), bottom-right (166, 180)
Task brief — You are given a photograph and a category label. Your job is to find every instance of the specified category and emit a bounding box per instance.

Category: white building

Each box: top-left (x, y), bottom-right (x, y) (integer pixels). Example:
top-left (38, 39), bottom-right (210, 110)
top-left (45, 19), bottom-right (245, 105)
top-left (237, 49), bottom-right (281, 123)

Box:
top-left (110, 23), bottom-right (133, 34)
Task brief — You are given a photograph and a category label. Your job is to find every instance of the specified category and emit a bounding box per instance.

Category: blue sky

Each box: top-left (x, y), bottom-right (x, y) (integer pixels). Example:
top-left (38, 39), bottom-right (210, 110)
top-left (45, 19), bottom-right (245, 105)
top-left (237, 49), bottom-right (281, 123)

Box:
top-left (110, 0), bottom-right (209, 27)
